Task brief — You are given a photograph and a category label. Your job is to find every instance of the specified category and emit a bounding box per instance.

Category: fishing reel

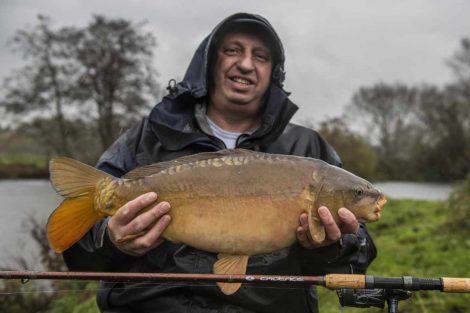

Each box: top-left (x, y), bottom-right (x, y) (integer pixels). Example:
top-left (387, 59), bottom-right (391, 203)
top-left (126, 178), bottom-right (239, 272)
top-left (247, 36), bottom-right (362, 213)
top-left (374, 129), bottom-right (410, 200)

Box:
top-left (337, 288), bottom-right (412, 313)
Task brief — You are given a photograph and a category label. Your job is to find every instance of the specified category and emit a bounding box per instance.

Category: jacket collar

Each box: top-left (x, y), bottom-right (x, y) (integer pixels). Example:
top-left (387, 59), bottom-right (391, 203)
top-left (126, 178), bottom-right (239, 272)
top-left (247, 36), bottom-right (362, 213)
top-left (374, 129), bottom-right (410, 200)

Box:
top-left (148, 86), bottom-right (298, 151)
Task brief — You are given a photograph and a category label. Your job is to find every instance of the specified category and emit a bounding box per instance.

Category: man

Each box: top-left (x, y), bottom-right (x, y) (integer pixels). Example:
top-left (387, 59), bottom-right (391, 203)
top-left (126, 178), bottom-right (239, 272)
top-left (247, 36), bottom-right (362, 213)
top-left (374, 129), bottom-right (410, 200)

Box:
top-left (63, 12), bottom-right (376, 313)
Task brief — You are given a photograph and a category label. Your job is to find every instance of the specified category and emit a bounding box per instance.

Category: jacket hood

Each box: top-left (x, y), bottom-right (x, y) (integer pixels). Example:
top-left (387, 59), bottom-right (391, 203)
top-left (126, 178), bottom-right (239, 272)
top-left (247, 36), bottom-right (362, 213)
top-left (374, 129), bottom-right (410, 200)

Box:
top-left (170, 12), bottom-right (287, 99)
top-left (148, 13), bottom-right (297, 150)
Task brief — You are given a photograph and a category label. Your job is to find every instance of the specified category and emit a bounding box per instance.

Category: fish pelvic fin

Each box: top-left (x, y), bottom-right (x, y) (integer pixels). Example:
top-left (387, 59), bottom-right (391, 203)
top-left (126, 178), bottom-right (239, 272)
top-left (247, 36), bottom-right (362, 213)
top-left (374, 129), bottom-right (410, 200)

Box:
top-left (48, 157), bottom-right (112, 253)
top-left (213, 254), bottom-right (249, 295)
top-left (47, 197), bottom-right (103, 253)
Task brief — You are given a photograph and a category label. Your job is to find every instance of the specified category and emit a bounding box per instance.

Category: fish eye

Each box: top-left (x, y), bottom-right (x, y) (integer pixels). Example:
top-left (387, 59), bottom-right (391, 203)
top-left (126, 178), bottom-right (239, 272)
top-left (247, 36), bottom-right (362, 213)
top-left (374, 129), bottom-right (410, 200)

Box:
top-left (354, 188), bottom-right (364, 198)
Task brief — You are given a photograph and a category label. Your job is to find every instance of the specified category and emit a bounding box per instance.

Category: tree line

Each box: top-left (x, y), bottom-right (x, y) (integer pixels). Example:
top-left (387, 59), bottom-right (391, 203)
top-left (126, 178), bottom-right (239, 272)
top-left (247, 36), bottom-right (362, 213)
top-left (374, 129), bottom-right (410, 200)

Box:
top-left (0, 15), bottom-right (469, 182)
top-left (312, 40), bottom-right (469, 182)
top-left (330, 77), bottom-right (469, 182)
top-left (0, 15), bottom-right (159, 163)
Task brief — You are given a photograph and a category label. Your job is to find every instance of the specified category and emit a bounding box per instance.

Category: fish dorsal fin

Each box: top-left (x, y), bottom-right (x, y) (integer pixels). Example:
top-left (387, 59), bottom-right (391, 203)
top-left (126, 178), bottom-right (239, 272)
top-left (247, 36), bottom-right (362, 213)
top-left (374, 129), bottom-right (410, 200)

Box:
top-left (213, 253), bottom-right (249, 295)
top-left (122, 159), bottom-right (181, 179)
top-left (122, 149), bottom-right (255, 179)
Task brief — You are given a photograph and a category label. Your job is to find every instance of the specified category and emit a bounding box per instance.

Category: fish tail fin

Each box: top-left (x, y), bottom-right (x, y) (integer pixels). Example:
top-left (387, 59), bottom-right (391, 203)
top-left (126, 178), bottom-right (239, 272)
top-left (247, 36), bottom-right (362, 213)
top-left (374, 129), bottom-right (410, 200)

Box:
top-left (49, 157), bottom-right (110, 198)
top-left (47, 157), bottom-right (111, 253)
top-left (47, 197), bottom-right (102, 253)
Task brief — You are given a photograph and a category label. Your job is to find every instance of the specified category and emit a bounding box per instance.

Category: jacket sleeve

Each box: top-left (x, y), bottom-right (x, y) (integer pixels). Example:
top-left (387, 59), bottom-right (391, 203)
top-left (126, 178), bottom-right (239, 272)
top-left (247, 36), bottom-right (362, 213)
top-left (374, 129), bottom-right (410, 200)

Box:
top-left (298, 224), bottom-right (377, 275)
top-left (62, 121), bottom-right (145, 271)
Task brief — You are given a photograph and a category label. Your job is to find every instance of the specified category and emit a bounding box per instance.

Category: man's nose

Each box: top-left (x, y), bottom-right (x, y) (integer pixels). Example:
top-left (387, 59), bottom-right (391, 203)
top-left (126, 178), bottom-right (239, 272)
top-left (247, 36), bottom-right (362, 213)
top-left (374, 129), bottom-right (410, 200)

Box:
top-left (237, 54), bottom-right (255, 72)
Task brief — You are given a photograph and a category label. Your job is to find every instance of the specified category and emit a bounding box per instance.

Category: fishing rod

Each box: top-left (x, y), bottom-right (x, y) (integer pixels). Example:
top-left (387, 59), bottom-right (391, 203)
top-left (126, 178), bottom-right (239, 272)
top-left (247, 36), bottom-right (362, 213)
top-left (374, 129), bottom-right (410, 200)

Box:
top-left (1, 271), bottom-right (469, 312)
top-left (0, 271), bottom-right (470, 293)
top-left (1, 271), bottom-right (469, 291)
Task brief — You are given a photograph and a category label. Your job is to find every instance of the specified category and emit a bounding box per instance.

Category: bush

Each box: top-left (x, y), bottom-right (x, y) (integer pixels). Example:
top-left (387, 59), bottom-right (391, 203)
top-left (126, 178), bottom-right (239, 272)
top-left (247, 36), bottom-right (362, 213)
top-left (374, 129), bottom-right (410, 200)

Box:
top-left (446, 173), bottom-right (470, 230)
top-left (0, 216), bottom-right (99, 312)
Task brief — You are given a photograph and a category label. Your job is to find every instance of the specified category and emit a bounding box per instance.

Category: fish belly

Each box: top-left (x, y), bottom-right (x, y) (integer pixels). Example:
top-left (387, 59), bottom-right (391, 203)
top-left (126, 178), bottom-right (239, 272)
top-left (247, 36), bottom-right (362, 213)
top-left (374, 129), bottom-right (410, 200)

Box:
top-left (162, 194), bottom-right (306, 255)
top-left (144, 157), bottom-right (315, 255)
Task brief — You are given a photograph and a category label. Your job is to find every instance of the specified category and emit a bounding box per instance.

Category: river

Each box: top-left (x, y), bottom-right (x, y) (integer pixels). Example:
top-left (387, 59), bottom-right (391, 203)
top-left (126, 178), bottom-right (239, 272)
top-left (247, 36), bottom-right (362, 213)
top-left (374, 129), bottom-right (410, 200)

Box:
top-left (0, 179), bottom-right (455, 270)
top-left (0, 179), bottom-right (61, 269)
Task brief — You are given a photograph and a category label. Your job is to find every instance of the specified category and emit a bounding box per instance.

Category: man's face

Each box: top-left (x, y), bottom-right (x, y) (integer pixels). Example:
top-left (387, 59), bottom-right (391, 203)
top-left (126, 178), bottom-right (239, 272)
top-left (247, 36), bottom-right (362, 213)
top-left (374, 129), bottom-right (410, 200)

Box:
top-left (210, 32), bottom-right (273, 114)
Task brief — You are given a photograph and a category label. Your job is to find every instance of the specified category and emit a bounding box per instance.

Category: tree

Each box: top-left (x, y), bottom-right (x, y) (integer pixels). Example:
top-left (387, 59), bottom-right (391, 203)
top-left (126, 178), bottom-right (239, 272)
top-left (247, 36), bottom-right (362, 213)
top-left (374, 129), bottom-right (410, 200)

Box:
top-left (317, 118), bottom-right (378, 181)
top-left (0, 15), bottom-right (159, 158)
top-left (0, 15), bottom-right (78, 155)
top-left (411, 85), bottom-right (470, 181)
top-left (447, 38), bottom-right (470, 86)
top-left (72, 15), bottom-right (159, 149)
top-left (343, 38), bottom-right (470, 182)
top-left (411, 38), bottom-right (470, 181)
top-left (347, 83), bottom-right (418, 179)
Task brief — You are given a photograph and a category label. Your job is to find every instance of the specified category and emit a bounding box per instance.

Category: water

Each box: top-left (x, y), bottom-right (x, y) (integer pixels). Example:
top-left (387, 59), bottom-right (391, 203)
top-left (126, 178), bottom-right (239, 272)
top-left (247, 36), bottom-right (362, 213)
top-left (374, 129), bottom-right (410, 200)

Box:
top-left (374, 181), bottom-right (455, 201)
top-left (0, 179), bottom-right (61, 270)
top-left (0, 179), bottom-right (455, 270)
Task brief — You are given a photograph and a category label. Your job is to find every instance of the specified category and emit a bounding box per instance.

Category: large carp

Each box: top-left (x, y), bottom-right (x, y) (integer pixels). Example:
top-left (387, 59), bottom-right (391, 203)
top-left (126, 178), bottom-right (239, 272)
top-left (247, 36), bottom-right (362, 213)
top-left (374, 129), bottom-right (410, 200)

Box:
top-left (47, 149), bottom-right (386, 294)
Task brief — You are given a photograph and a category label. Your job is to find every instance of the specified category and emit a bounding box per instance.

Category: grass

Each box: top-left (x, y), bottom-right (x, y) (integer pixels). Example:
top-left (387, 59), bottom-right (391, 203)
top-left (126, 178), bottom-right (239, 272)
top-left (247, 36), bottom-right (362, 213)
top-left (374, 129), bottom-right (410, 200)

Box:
top-left (318, 198), bottom-right (470, 313)
top-left (0, 154), bottom-right (49, 178)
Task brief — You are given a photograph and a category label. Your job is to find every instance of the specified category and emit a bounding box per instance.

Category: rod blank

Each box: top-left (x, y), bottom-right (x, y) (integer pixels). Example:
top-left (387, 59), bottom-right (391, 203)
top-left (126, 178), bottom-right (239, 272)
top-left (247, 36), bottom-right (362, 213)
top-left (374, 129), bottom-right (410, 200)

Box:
top-left (1, 271), bottom-right (469, 293)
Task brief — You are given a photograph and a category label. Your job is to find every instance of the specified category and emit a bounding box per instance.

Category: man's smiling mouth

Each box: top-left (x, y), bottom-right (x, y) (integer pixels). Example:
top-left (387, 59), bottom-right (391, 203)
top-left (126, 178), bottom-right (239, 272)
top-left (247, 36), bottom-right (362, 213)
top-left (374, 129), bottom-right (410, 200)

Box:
top-left (230, 77), bottom-right (253, 85)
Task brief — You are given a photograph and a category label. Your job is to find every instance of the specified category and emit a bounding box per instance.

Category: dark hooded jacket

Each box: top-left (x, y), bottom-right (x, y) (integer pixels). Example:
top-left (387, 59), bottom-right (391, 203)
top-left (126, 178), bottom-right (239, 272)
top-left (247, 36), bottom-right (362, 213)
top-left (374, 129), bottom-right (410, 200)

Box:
top-left (63, 13), bottom-right (376, 313)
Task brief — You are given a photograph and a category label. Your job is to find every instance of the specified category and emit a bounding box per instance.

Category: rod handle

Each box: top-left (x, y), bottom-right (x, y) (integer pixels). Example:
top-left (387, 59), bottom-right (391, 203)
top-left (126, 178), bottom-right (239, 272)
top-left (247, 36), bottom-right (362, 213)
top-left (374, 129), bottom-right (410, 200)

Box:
top-left (325, 274), bottom-right (365, 289)
top-left (442, 277), bottom-right (470, 293)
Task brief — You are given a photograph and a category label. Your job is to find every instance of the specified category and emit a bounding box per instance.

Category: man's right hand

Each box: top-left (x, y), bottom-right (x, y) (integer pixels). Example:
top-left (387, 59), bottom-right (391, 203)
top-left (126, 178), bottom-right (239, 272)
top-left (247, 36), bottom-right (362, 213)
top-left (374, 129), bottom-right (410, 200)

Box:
top-left (107, 192), bottom-right (171, 256)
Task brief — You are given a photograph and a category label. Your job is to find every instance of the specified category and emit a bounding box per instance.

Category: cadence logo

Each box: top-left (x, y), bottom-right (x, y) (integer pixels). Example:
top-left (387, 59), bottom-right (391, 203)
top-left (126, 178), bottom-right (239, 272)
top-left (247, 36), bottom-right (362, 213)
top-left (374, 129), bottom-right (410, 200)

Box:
top-left (259, 276), bottom-right (304, 282)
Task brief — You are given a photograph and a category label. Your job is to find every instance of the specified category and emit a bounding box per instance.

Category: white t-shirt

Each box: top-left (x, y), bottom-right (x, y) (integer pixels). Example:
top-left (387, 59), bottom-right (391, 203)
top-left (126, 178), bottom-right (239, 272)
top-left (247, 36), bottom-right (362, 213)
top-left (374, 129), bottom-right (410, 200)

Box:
top-left (206, 117), bottom-right (242, 149)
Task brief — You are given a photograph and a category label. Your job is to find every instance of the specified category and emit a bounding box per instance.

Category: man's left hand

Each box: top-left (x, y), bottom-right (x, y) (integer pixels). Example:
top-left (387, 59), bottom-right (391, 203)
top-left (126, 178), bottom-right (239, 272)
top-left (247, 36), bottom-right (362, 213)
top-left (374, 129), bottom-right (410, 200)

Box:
top-left (297, 207), bottom-right (359, 249)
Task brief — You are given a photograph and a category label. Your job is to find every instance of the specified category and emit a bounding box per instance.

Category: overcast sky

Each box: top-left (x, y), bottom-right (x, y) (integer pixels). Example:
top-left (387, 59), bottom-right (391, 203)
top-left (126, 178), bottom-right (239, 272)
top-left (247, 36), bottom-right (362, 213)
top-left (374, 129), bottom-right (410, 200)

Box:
top-left (1, 0), bottom-right (469, 124)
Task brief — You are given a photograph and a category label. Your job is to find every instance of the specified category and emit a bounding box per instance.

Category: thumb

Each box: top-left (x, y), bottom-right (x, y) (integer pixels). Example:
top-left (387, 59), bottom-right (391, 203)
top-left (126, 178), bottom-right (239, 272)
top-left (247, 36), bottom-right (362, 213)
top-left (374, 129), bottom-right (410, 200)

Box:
top-left (338, 208), bottom-right (359, 234)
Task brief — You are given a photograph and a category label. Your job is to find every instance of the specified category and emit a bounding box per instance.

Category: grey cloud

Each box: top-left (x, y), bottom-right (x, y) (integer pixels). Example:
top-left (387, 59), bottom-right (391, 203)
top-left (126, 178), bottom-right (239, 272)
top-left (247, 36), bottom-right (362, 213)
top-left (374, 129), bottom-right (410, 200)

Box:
top-left (1, 0), bottom-right (470, 124)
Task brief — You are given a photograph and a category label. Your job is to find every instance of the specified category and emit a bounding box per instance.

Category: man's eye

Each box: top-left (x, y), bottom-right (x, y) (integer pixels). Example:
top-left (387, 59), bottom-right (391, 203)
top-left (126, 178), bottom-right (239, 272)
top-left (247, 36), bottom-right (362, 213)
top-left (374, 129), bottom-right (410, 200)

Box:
top-left (224, 48), bottom-right (239, 55)
top-left (255, 54), bottom-right (269, 62)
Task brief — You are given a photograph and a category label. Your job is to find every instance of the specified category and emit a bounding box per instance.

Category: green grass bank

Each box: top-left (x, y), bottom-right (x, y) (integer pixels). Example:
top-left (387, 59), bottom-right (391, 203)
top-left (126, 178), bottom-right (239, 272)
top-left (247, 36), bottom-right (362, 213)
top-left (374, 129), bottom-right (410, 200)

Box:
top-left (318, 198), bottom-right (470, 312)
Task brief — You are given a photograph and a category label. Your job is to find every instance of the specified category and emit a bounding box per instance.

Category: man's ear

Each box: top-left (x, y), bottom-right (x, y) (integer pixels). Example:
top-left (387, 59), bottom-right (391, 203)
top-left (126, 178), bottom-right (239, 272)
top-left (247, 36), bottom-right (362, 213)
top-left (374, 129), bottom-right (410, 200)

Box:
top-left (272, 64), bottom-right (285, 86)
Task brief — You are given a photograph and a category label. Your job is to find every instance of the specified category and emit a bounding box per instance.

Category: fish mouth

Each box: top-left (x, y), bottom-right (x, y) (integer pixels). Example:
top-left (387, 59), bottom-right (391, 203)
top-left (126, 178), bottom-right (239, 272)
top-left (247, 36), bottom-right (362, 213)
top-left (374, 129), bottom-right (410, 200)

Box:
top-left (373, 207), bottom-right (381, 219)
top-left (377, 195), bottom-right (387, 208)
top-left (373, 195), bottom-right (387, 219)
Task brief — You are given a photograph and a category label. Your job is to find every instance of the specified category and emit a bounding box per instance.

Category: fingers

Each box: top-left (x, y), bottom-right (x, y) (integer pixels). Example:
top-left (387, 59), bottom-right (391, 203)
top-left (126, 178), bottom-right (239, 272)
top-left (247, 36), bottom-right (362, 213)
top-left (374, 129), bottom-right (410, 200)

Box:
top-left (318, 207), bottom-right (341, 243)
top-left (114, 192), bottom-right (158, 225)
top-left (120, 201), bottom-right (170, 236)
top-left (297, 206), bottom-right (359, 249)
top-left (121, 208), bottom-right (172, 256)
top-left (107, 192), bottom-right (172, 256)
top-left (338, 208), bottom-right (360, 234)
top-left (296, 213), bottom-right (314, 249)
top-left (297, 207), bottom-right (340, 249)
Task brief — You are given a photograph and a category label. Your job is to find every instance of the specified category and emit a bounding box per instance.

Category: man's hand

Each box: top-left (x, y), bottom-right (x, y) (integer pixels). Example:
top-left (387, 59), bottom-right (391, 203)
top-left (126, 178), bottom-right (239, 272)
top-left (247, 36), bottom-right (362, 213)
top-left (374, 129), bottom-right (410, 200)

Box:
top-left (107, 192), bottom-right (171, 256)
top-left (297, 207), bottom-right (359, 249)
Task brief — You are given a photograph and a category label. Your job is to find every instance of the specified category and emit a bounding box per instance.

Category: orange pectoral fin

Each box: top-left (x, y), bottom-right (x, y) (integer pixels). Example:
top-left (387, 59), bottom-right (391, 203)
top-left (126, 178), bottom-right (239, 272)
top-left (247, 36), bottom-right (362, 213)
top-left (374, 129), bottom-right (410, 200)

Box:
top-left (47, 196), bottom-right (102, 253)
top-left (308, 209), bottom-right (326, 243)
top-left (213, 254), bottom-right (249, 295)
